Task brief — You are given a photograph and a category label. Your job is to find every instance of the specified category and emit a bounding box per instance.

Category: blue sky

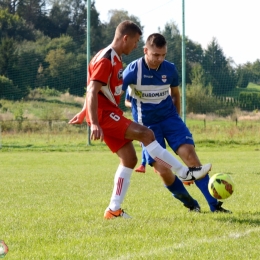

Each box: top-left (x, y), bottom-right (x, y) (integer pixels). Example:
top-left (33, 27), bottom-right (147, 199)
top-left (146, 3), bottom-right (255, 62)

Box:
top-left (95, 0), bottom-right (259, 65)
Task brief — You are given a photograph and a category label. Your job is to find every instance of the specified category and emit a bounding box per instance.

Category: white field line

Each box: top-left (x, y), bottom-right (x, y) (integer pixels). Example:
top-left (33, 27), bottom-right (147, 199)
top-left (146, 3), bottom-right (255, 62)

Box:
top-left (109, 227), bottom-right (260, 260)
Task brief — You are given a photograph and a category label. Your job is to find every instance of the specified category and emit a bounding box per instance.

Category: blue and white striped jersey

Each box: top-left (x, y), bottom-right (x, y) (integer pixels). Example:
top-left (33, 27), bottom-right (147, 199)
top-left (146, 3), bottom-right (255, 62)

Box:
top-left (122, 57), bottom-right (179, 125)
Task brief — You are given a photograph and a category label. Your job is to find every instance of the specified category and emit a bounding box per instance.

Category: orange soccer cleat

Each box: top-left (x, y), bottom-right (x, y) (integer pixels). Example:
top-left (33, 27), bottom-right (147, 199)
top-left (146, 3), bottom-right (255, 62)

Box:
top-left (135, 165), bottom-right (146, 173)
top-left (104, 208), bottom-right (131, 219)
top-left (183, 181), bottom-right (194, 186)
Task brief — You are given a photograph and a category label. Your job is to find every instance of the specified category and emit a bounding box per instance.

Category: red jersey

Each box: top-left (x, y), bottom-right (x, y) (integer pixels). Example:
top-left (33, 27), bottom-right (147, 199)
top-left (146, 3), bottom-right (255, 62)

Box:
top-left (87, 45), bottom-right (123, 109)
top-left (85, 45), bottom-right (133, 153)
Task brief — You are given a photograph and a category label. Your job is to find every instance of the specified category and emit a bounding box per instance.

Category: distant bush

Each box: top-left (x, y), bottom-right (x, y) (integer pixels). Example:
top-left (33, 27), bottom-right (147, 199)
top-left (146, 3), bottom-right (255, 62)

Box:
top-left (0, 75), bottom-right (22, 100)
top-left (28, 87), bottom-right (62, 99)
top-left (238, 92), bottom-right (260, 111)
top-left (186, 84), bottom-right (235, 116)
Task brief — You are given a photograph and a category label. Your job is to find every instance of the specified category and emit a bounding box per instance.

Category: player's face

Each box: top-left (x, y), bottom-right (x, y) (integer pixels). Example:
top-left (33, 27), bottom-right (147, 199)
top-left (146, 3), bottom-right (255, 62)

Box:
top-left (144, 45), bottom-right (167, 69)
top-left (122, 33), bottom-right (140, 55)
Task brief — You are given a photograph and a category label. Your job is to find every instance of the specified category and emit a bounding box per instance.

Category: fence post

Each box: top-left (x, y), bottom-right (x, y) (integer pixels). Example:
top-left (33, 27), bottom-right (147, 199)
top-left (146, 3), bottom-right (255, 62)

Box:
top-left (0, 122), bottom-right (2, 149)
top-left (86, 0), bottom-right (91, 146)
top-left (181, 0), bottom-right (186, 123)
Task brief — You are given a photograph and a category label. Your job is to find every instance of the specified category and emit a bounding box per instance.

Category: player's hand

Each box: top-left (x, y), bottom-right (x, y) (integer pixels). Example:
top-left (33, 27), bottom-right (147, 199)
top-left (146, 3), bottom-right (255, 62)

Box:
top-left (68, 111), bottom-right (85, 124)
top-left (90, 123), bottom-right (104, 142)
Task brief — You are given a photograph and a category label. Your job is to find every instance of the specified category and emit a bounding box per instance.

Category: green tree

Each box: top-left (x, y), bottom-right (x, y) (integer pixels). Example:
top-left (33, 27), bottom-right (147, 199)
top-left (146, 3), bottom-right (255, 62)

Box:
top-left (46, 2), bottom-right (71, 38)
top-left (87, 0), bottom-right (104, 55)
top-left (0, 75), bottom-right (22, 100)
top-left (236, 65), bottom-right (250, 88)
top-left (101, 9), bottom-right (144, 65)
top-left (0, 0), bottom-right (19, 14)
top-left (0, 8), bottom-right (35, 41)
top-left (251, 59), bottom-right (260, 84)
top-left (202, 38), bottom-right (236, 95)
top-left (0, 37), bottom-right (16, 78)
top-left (66, 0), bottom-right (86, 41)
top-left (45, 35), bottom-right (77, 53)
top-left (161, 21), bottom-right (182, 74)
top-left (44, 35), bottom-right (85, 93)
top-left (161, 21), bottom-right (203, 85)
top-left (16, 0), bottom-right (46, 26)
top-left (10, 46), bottom-right (42, 96)
top-left (190, 63), bottom-right (206, 86)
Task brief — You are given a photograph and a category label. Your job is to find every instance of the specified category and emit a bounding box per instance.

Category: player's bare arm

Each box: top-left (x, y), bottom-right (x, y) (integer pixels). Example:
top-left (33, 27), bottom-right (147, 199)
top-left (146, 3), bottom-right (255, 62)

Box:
top-left (68, 109), bottom-right (86, 124)
top-left (69, 93), bottom-right (88, 124)
top-left (125, 99), bottom-right (131, 108)
top-left (170, 86), bottom-right (181, 115)
top-left (87, 80), bottom-right (104, 141)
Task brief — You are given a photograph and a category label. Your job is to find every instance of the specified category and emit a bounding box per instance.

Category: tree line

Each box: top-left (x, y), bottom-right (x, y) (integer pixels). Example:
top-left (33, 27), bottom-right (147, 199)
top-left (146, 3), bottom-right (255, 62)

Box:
top-left (0, 0), bottom-right (260, 101)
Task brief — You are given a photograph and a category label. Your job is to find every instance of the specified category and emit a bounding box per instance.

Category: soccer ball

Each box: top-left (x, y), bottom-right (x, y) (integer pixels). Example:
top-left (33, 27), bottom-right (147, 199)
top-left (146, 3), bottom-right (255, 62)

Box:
top-left (0, 240), bottom-right (8, 258)
top-left (208, 173), bottom-right (235, 200)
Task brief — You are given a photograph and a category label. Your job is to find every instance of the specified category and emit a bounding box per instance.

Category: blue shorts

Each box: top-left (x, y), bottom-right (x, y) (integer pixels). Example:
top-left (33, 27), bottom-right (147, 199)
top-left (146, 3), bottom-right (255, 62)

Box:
top-left (143, 115), bottom-right (194, 166)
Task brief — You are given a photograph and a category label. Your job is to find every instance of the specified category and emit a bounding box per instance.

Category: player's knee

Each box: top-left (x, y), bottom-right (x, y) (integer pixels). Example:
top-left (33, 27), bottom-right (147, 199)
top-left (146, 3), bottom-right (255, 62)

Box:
top-left (126, 155), bottom-right (138, 169)
top-left (140, 128), bottom-right (155, 145)
top-left (131, 154), bottom-right (138, 166)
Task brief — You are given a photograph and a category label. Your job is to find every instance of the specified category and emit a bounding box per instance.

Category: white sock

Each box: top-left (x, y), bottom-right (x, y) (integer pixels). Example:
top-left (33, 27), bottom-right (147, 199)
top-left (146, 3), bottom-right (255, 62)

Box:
top-left (144, 140), bottom-right (188, 178)
top-left (108, 165), bottom-right (133, 211)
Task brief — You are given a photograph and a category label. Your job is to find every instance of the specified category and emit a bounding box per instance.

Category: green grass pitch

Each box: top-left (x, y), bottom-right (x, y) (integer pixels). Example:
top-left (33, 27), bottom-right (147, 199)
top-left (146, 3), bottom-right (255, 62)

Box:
top-left (1, 143), bottom-right (260, 259)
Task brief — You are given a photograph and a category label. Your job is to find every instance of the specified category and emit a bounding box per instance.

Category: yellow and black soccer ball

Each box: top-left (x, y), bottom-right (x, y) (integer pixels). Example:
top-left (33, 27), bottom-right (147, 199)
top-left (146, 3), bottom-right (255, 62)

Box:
top-left (208, 173), bottom-right (235, 200)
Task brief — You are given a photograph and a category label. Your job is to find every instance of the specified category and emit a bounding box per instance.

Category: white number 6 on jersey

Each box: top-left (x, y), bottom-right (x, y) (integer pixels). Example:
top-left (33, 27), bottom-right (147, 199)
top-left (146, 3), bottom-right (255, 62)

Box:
top-left (110, 112), bottom-right (120, 121)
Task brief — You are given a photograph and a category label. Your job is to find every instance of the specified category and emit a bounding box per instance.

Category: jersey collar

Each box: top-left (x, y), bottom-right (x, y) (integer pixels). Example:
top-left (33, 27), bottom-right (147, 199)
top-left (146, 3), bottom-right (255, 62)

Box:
top-left (142, 57), bottom-right (161, 71)
top-left (110, 45), bottom-right (122, 61)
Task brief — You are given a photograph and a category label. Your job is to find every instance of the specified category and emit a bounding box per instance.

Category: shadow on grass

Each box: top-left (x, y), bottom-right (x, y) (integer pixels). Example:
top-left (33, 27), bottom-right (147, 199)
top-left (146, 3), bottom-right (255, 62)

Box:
top-left (211, 211), bottom-right (260, 226)
top-left (0, 143), bottom-right (112, 152)
top-left (0, 144), bottom-right (92, 152)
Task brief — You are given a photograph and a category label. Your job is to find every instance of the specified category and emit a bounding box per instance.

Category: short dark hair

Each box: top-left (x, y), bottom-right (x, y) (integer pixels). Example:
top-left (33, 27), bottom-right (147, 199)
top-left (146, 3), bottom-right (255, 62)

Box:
top-left (116, 20), bottom-right (142, 37)
top-left (146, 33), bottom-right (166, 48)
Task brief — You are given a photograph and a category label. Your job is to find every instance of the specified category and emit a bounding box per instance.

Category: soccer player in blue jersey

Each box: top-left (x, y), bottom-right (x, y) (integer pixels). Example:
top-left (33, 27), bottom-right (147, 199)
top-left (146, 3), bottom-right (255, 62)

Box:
top-left (123, 33), bottom-right (231, 213)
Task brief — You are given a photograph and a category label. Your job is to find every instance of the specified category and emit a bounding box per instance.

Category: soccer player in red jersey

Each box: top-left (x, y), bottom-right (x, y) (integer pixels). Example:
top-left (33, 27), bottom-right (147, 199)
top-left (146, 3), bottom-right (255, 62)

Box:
top-left (69, 20), bottom-right (211, 219)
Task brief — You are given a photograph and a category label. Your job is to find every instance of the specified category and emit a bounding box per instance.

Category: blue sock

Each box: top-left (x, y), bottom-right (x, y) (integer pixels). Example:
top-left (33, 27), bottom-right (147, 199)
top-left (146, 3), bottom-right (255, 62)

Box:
top-left (195, 174), bottom-right (218, 211)
top-left (141, 149), bottom-right (146, 166)
top-left (165, 177), bottom-right (199, 208)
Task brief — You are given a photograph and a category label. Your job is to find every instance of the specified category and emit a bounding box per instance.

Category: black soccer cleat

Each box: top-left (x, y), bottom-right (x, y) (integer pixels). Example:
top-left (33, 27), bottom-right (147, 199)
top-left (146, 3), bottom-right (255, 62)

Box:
top-left (213, 201), bottom-right (232, 213)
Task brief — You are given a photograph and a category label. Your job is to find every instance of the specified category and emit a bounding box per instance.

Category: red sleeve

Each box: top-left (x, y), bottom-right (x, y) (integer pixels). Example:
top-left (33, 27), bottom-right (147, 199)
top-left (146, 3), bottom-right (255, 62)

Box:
top-left (89, 58), bottom-right (112, 85)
